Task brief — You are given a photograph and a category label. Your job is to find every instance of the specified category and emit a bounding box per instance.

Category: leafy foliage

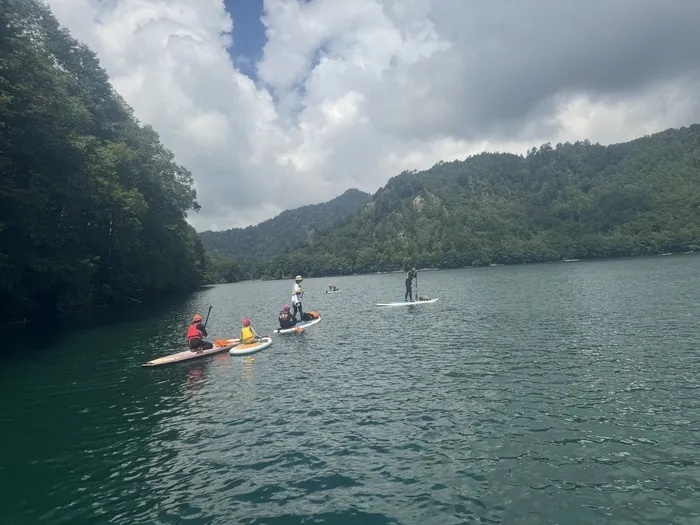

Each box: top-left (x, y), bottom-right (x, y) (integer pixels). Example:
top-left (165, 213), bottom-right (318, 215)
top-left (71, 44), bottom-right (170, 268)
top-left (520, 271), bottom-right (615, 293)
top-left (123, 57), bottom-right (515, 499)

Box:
top-left (198, 188), bottom-right (371, 262)
top-left (203, 251), bottom-right (241, 285)
top-left (0, 0), bottom-right (205, 324)
top-left (245, 127), bottom-right (700, 278)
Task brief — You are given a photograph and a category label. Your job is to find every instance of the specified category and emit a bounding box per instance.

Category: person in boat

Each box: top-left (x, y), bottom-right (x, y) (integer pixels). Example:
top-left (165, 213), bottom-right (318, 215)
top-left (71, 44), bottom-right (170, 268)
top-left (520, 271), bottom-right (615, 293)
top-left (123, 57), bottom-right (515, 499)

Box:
top-left (278, 304), bottom-right (296, 329)
top-left (240, 318), bottom-right (260, 344)
top-left (187, 314), bottom-right (212, 352)
top-left (405, 266), bottom-right (417, 302)
top-left (292, 274), bottom-right (304, 320)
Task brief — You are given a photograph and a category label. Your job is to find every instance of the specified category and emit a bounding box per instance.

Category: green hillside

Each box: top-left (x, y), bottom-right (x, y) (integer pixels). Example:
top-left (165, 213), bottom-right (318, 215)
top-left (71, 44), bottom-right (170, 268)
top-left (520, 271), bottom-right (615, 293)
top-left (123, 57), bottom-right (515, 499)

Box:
top-left (248, 125), bottom-right (700, 279)
top-left (199, 188), bottom-right (371, 261)
top-left (1, 0), bottom-right (206, 324)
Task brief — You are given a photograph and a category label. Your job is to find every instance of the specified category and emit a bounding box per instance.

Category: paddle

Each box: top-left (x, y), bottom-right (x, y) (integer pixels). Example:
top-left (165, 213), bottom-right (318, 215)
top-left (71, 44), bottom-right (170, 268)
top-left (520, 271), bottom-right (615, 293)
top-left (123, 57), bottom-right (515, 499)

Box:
top-left (214, 338), bottom-right (240, 347)
top-left (203, 305), bottom-right (213, 328)
top-left (415, 270), bottom-right (418, 302)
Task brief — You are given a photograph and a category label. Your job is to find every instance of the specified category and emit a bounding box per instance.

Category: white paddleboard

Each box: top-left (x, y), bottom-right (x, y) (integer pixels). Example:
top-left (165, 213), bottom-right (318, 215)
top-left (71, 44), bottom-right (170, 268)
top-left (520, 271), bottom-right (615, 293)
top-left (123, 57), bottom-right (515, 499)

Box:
top-left (142, 339), bottom-right (240, 367)
top-left (229, 337), bottom-right (273, 356)
top-left (375, 298), bottom-right (439, 307)
top-left (273, 314), bottom-right (321, 334)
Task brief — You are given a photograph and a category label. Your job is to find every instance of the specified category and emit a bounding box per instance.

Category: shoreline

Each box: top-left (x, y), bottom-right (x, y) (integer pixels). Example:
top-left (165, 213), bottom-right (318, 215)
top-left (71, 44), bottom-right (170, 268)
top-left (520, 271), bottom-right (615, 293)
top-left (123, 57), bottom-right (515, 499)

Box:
top-left (221, 249), bottom-right (699, 284)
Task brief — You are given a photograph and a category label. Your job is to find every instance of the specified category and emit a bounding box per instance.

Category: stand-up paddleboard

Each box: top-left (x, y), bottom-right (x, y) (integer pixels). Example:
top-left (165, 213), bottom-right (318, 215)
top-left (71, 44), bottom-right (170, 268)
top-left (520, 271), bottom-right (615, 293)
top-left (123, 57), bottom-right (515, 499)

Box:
top-left (274, 312), bottom-right (321, 334)
top-left (375, 298), bottom-right (439, 307)
top-left (324, 290), bottom-right (342, 294)
top-left (142, 338), bottom-right (240, 367)
top-left (229, 336), bottom-right (273, 356)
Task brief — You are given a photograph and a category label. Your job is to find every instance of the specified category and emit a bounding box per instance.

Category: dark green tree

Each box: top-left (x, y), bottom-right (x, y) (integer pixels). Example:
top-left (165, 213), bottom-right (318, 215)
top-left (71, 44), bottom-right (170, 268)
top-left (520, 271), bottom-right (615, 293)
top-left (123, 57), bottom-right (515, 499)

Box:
top-left (0, 0), bottom-right (207, 324)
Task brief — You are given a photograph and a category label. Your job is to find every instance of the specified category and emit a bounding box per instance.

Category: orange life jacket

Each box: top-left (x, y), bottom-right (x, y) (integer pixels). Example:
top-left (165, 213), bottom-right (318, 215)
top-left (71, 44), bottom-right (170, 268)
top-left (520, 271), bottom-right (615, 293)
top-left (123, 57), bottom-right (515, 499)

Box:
top-left (187, 323), bottom-right (201, 341)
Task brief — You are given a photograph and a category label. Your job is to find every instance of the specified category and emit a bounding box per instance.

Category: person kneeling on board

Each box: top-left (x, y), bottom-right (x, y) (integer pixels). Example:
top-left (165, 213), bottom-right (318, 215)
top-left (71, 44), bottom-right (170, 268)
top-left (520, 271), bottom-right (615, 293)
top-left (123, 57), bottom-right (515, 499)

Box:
top-left (278, 305), bottom-right (296, 329)
top-left (187, 314), bottom-right (212, 353)
top-left (240, 318), bottom-right (260, 344)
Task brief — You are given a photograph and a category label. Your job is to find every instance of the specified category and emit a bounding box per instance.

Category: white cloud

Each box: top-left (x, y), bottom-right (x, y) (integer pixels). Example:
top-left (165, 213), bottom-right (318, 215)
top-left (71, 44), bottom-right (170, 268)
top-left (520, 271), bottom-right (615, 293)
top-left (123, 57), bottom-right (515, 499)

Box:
top-left (45, 0), bottom-right (700, 231)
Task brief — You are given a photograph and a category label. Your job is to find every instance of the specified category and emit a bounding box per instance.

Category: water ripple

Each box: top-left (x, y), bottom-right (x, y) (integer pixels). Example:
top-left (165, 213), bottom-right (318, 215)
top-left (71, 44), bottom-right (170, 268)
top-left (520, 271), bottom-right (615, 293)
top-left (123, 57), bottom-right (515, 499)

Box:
top-left (1, 257), bottom-right (700, 524)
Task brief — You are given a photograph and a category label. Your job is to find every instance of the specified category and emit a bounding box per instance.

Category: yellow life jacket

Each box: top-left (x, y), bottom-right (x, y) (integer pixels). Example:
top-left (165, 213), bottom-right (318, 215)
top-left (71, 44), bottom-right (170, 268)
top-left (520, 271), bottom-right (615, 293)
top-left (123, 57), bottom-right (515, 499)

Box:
top-left (241, 326), bottom-right (255, 342)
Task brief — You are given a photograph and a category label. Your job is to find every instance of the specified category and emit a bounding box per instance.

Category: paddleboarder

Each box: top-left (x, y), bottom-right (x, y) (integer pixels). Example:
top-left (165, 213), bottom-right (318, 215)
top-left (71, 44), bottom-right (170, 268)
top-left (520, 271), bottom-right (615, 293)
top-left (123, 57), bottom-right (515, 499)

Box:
top-left (292, 275), bottom-right (304, 320)
top-left (240, 318), bottom-right (260, 344)
top-left (405, 267), bottom-right (417, 302)
top-left (187, 313), bottom-right (212, 352)
top-left (278, 304), bottom-right (296, 329)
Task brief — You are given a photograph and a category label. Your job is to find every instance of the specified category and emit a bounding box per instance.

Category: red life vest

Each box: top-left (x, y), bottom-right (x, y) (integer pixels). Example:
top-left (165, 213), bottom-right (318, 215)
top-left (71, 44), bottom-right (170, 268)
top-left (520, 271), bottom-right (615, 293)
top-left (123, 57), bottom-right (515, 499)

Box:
top-left (187, 323), bottom-right (201, 341)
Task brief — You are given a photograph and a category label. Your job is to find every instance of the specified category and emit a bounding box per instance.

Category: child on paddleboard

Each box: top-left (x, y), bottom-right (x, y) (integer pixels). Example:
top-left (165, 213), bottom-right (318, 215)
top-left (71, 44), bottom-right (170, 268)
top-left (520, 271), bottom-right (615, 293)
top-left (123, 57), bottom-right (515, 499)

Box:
top-left (278, 305), bottom-right (296, 329)
top-left (240, 318), bottom-right (260, 344)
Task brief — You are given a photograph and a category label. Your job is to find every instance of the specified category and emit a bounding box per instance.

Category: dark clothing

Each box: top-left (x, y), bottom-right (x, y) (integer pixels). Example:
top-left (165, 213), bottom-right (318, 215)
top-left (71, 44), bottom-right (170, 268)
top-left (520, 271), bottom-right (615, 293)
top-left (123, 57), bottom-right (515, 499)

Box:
top-left (279, 310), bottom-right (296, 329)
top-left (405, 269), bottom-right (416, 301)
top-left (405, 279), bottom-right (413, 302)
top-left (293, 302), bottom-right (303, 321)
top-left (187, 322), bottom-right (210, 351)
top-left (188, 338), bottom-right (213, 351)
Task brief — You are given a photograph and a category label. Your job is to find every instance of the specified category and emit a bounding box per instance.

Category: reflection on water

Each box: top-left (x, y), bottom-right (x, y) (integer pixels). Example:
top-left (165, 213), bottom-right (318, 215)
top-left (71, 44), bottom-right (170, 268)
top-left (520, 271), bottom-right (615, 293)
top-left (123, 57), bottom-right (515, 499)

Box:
top-left (241, 356), bottom-right (256, 381)
top-left (185, 366), bottom-right (205, 394)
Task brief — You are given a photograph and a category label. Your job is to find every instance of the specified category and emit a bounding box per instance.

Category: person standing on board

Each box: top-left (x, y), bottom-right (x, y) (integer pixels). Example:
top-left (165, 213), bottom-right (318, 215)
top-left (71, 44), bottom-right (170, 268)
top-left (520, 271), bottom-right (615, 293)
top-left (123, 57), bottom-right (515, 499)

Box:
top-left (187, 314), bottom-right (212, 353)
top-left (405, 267), bottom-right (417, 302)
top-left (292, 275), bottom-right (304, 321)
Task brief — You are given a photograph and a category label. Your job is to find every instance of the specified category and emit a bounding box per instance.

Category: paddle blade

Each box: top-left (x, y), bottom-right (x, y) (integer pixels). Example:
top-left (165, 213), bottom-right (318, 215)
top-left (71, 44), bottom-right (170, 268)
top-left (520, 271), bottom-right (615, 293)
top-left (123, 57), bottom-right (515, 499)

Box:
top-left (295, 326), bottom-right (304, 333)
top-left (214, 338), bottom-right (239, 347)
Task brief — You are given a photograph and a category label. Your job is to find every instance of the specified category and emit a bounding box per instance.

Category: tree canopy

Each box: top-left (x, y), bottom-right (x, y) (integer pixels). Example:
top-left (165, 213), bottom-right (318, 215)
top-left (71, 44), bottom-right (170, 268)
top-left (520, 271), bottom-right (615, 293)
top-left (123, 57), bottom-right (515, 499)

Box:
top-left (240, 126), bottom-right (700, 279)
top-left (0, 0), bottom-right (206, 325)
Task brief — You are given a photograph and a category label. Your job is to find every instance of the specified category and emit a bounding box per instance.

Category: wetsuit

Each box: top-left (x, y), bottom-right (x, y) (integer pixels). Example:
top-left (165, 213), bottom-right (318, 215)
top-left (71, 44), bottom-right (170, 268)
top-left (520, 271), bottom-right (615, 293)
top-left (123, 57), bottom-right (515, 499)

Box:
top-left (405, 269), bottom-right (417, 301)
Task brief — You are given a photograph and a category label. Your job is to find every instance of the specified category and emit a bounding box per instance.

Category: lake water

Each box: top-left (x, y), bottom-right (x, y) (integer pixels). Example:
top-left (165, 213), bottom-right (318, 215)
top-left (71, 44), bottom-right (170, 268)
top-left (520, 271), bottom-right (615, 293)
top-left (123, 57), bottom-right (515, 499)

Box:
top-left (1, 256), bottom-right (700, 524)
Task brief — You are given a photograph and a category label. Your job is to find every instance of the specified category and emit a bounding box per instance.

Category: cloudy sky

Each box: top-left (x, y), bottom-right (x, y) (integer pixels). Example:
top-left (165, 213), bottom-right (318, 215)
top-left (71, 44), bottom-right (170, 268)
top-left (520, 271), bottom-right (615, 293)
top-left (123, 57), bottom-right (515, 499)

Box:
top-left (45, 0), bottom-right (700, 232)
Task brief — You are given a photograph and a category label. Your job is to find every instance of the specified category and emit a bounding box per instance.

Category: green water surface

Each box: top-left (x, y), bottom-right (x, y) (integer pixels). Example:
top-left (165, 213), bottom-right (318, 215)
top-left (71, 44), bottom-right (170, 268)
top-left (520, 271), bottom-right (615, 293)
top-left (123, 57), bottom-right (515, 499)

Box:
top-left (1, 256), bottom-right (699, 524)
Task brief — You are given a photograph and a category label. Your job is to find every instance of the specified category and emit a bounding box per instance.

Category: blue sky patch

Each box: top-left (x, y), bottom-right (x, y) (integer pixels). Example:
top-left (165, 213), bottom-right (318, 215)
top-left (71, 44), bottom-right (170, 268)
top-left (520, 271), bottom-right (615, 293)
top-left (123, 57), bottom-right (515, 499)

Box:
top-left (224, 0), bottom-right (266, 77)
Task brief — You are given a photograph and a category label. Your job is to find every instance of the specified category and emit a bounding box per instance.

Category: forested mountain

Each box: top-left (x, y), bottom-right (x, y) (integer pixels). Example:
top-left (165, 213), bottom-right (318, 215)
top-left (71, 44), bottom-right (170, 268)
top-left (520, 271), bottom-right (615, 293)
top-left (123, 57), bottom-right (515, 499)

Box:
top-left (199, 188), bottom-right (371, 260)
top-left (244, 126), bottom-right (700, 279)
top-left (0, 0), bottom-right (206, 325)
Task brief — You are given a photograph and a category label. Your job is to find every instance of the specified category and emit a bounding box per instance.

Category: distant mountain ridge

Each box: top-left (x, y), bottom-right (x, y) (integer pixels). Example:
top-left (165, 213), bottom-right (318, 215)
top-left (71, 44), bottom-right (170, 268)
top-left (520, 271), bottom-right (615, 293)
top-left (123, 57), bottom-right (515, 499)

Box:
top-left (199, 188), bottom-right (371, 260)
top-left (241, 124), bottom-right (700, 279)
